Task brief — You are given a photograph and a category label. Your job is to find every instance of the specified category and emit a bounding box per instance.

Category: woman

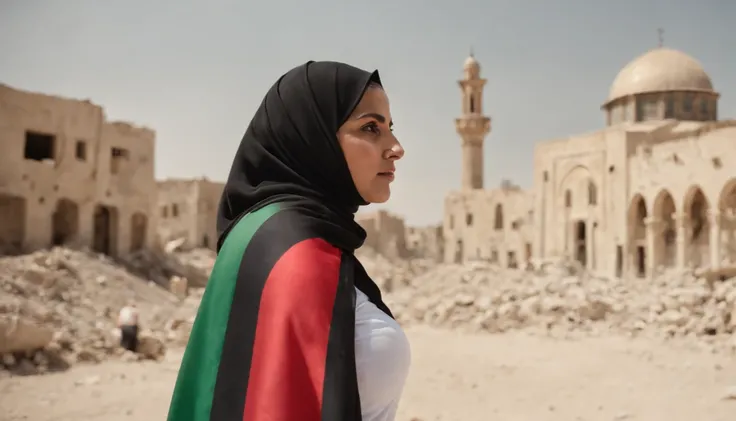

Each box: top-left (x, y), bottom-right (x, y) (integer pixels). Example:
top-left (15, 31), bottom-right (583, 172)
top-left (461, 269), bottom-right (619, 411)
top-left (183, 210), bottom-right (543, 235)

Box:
top-left (167, 61), bottom-right (410, 421)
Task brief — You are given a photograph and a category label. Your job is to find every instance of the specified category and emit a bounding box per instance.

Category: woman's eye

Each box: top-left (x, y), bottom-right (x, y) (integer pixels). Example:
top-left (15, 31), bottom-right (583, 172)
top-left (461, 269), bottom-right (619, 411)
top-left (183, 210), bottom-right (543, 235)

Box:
top-left (361, 122), bottom-right (380, 134)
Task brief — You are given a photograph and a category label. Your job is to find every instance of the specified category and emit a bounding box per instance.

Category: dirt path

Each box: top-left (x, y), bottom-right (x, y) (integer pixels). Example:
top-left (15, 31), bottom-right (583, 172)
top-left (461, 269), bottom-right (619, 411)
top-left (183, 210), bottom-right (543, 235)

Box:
top-left (2, 326), bottom-right (735, 421)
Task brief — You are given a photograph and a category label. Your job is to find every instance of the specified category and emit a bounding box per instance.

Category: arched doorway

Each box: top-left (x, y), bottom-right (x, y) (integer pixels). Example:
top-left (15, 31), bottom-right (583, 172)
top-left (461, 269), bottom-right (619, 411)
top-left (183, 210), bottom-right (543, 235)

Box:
top-left (574, 220), bottom-right (587, 266)
top-left (454, 239), bottom-right (463, 263)
top-left (93, 205), bottom-right (118, 256)
top-left (494, 204), bottom-right (503, 230)
top-left (52, 199), bottom-right (79, 246)
top-left (684, 186), bottom-right (709, 268)
top-left (628, 195), bottom-right (647, 277)
top-left (130, 212), bottom-right (147, 252)
top-left (652, 190), bottom-right (677, 268)
top-left (0, 194), bottom-right (26, 254)
top-left (718, 178), bottom-right (736, 264)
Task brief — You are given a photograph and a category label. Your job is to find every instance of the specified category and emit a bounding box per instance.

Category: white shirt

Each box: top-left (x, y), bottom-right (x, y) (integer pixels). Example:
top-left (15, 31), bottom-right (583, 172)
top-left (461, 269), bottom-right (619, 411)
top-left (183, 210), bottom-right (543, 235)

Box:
top-left (118, 306), bottom-right (139, 326)
top-left (354, 287), bottom-right (411, 421)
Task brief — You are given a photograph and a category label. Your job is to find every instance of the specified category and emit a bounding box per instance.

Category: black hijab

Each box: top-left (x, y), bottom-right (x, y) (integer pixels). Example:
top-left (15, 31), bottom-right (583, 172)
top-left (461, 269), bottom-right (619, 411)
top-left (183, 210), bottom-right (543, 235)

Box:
top-left (216, 61), bottom-right (382, 253)
top-left (176, 62), bottom-right (395, 420)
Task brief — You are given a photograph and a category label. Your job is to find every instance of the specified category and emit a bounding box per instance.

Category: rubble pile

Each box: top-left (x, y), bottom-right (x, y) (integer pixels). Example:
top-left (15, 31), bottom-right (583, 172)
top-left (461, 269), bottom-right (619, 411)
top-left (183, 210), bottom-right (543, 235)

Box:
top-left (0, 247), bottom-right (207, 375)
top-left (385, 260), bottom-right (736, 353)
top-left (123, 246), bottom-right (216, 289)
top-left (162, 287), bottom-right (205, 347)
top-left (356, 246), bottom-right (436, 293)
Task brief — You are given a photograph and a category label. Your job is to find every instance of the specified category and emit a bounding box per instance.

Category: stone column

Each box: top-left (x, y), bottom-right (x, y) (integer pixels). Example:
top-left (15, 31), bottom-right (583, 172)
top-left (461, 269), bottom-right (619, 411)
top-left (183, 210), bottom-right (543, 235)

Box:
top-left (674, 212), bottom-right (689, 270)
top-left (709, 209), bottom-right (722, 269)
top-left (644, 216), bottom-right (663, 278)
top-left (726, 210), bottom-right (736, 265)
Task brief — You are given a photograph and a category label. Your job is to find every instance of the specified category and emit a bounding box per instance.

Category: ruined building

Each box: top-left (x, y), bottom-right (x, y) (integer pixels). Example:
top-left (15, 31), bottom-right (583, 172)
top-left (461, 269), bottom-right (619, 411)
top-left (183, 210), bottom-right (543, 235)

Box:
top-left (535, 47), bottom-right (736, 279)
top-left (443, 55), bottom-right (535, 267)
top-left (157, 178), bottom-right (224, 250)
top-left (445, 46), bottom-right (736, 279)
top-left (405, 224), bottom-right (444, 261)
top-left (0, 84), bottom-right (156, 256)
top-left (356, 209), bottom-right (409, 259)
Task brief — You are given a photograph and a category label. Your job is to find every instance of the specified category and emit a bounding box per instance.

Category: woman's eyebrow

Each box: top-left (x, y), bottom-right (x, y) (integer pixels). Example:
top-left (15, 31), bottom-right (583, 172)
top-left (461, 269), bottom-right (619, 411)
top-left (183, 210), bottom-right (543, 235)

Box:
top-left (355, 112), bottom-right (393, 127)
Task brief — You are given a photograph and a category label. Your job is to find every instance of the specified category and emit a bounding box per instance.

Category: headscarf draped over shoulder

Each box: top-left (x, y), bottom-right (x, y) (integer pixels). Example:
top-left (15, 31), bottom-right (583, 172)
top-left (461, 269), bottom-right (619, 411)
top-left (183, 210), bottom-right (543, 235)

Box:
top-left (167, 61), bottom-right (393, 421)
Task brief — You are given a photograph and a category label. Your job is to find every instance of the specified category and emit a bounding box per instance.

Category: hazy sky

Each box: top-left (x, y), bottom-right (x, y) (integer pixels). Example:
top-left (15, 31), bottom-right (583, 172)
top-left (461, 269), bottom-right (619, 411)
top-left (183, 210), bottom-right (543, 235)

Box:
top-left (1, 0), bottom-right (734, 225)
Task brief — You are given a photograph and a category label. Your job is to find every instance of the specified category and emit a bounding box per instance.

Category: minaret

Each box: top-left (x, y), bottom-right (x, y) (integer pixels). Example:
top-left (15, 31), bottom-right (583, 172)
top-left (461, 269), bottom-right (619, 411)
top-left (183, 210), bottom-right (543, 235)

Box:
top-left (455, 53), bottom-right (491, 190)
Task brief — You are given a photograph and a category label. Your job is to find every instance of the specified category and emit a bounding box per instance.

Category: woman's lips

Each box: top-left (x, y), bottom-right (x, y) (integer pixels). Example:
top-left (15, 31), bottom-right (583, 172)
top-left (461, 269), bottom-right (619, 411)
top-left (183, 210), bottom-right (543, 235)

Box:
top-left (377, 171), bottom-right (395, 181)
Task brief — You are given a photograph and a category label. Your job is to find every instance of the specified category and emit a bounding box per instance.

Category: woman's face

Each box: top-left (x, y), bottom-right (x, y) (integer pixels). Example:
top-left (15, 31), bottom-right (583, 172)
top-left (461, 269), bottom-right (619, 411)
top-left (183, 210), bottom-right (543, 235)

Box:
top-left (337, 85), bottom-right (404, 204)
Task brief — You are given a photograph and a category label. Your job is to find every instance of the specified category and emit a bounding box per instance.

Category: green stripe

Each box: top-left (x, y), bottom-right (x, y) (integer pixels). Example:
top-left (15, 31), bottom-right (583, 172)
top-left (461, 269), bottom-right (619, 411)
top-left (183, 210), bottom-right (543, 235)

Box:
top-left (166, 203), bottom-right (282, 421)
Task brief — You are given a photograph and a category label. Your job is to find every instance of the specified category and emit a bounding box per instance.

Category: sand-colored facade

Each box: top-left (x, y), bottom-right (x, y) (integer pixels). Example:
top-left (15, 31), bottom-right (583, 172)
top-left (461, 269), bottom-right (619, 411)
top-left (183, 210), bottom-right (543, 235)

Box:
top-left (445, 48), bottom-right (736, 279)
top-left (157, 178), bottom-right (224, 250)
top-left (0, 84), bottom-right (156, 256)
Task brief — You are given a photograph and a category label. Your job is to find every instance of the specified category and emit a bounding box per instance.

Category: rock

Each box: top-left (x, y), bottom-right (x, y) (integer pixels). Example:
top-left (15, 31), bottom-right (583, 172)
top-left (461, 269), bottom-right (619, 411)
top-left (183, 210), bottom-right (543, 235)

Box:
top-left (0, 316), bottom-right (53, 353)
top-left (74, 375), bottom-right (101, 386)
top-left (136, 333), bottom-right (166, 360)
top-left (169, 276), bottom-right (188, 298)
top-left (722, 386), bottom-right (736, 400)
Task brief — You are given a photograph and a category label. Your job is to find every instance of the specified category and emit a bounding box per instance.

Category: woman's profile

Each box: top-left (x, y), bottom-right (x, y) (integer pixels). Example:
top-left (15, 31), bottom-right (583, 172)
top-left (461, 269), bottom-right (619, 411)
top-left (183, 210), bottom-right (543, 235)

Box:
top-left (167, 61), bottom-right (410, 421)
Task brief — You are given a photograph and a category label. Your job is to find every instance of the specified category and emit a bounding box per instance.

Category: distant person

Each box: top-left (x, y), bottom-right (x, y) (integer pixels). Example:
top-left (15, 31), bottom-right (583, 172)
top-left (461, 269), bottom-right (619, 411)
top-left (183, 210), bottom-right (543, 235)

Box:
top-left (167, 61), bottom-right (410, 421)
top-left (117, 302), bottom-right (139, 352)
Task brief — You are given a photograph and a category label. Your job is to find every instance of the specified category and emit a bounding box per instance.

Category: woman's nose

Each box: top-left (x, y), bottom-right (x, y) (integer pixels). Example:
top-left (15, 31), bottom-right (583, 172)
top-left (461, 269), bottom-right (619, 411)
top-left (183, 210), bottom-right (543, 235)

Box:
top-left (388, 140), bottom-right (405, 160)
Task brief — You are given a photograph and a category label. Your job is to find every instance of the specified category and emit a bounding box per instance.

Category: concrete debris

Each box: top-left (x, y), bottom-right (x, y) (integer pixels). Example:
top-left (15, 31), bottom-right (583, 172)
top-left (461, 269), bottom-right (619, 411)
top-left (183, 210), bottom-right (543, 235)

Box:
top-left (356, 246), bottom-right (436, 293)
top-left (4, 242), bottom-right (735, 377)
top-left (0, 316), bottom-right (54, 354)
top-left (169, 276), bottom-right (188, 298)
top-left (164, 237), bottom-right (187, 254)
top-left (383, 259), bottom-right (736, 354)
top-left (161, 288), bottom-right (204, 347)
top-left (0, 247), bottom-right (211, 376)
top-left (122, 246), bottom-right (215, 289)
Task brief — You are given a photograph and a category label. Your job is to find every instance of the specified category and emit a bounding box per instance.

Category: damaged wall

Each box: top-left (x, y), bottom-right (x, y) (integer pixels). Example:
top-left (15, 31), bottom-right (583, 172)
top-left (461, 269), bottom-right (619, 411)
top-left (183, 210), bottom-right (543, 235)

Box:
top-left (157, 178), bottom-right (223, 250)
top-left (356, 209), bottom-right (409, 259)
top-left (0, 84), bottom-right (157, 256)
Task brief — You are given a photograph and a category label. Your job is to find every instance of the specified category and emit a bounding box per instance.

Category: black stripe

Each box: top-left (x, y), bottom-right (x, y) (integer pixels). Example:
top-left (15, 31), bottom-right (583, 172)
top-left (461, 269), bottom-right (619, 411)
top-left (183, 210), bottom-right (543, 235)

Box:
top-left (209, 207), bottom-right (361, 420)
top-left (321, 255), bottom-right (361, 421)
top-left (210, 208), bottom-right (312, 419)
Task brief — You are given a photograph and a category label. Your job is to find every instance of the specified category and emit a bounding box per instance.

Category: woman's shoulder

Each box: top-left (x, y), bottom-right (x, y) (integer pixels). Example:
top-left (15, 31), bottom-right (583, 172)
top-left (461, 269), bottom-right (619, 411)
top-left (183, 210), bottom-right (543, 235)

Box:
top-left (221, 204), bottom-right (346, 278)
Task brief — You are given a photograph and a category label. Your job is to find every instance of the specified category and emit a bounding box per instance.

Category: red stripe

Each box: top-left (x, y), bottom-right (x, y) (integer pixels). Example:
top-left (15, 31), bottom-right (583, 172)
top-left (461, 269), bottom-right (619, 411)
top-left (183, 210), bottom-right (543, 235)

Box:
top-left (242, 238), bottom-right (342, 421)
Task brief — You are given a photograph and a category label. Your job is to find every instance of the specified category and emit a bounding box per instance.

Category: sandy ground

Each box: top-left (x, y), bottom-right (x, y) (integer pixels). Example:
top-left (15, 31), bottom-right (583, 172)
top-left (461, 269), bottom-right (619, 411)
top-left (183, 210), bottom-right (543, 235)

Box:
top-left (2, 326), bottom-right (736, 421)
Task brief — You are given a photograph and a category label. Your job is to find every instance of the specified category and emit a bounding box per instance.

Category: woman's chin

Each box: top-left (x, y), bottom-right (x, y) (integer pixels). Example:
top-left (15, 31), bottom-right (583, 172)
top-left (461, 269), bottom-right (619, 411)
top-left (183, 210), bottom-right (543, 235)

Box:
top-left (362, 186), bottom-right (391, 204)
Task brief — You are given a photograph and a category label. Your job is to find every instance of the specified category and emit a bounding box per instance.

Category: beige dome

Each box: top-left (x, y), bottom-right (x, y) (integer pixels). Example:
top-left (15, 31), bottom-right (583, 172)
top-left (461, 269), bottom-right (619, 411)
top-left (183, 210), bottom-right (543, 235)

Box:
top-left (464, 55), bottom-right (480, 71)
top-left (606, 48), bottom-right (715, 103)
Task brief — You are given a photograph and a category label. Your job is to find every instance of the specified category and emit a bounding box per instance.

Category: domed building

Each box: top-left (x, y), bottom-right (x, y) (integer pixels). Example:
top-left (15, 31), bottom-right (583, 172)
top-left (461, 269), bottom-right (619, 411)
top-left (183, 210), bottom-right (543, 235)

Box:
top-left (443, 47), bottom-right (736, 280)
top-left (532, 47), bottom-right (736, 279)
top-left (602, 48), bottom-right (719, 124)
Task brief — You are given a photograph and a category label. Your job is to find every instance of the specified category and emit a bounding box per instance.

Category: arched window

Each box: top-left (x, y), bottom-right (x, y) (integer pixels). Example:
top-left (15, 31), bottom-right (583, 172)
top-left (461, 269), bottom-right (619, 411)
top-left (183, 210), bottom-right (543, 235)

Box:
top-left (588, 181), bottom-right (597, 205)
top-left (494, 204), bottom-right (503, 230)
top-left (564, 190), bottom-right (572, 208)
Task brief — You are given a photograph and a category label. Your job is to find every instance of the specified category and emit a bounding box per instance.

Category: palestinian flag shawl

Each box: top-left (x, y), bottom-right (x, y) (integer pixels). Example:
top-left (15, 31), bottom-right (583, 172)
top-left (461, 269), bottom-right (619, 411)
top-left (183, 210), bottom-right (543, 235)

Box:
top-left (166, 61), bottom-right (393, 421)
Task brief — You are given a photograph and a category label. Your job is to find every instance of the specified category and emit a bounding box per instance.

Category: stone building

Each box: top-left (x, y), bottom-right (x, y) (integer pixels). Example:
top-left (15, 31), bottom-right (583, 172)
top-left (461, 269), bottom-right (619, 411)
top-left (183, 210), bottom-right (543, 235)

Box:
top-left (534, 47), bottom-right (736, 279)
top-left (405, 224), bottom-right (444, 261)
top-left (356, 209), bottom-right (409, 258)
top-left (157, 178), bottom-right (224, 250)
top-left (443, 55), bottom-right (535, 267)
top-left (0, 84), bottom-right (156, 256)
